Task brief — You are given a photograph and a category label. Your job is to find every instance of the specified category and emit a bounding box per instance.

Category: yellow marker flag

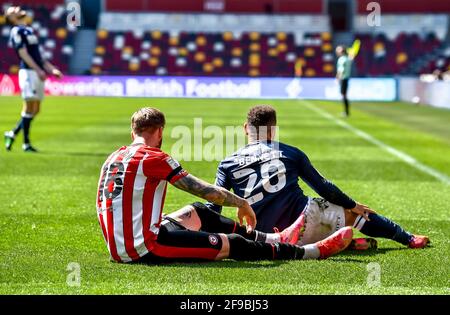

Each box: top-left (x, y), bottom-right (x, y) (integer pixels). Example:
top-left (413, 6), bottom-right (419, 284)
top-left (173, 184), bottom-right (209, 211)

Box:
top-left (347, 39), bottom-right (361, 59)
top-left (295, 60), bottom-right (303, 77)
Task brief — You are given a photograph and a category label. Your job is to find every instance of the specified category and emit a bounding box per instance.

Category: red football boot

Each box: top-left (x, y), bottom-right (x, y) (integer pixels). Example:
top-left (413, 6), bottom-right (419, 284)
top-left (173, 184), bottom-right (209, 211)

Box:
top-left (408, 235), bottom-right (430, 249)
top-left (277, 214), bottom-right (306, 245)
top-left (316, 227), bottom-right (353, 259)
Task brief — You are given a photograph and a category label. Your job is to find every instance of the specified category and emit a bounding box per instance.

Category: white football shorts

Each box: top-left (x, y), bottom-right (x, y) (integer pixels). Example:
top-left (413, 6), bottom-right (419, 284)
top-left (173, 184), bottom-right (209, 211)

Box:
top-left (18, 69), bottom-right (45, 101)
top-left (297, 198), bottom-right (346, 246)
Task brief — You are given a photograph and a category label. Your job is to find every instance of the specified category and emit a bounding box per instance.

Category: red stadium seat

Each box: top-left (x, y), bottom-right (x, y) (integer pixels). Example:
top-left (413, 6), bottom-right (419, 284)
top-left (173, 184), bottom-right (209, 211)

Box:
top-left (354, 31), bottom-right (444, 76)
top-left (89, 29), bottom-right (334, 77)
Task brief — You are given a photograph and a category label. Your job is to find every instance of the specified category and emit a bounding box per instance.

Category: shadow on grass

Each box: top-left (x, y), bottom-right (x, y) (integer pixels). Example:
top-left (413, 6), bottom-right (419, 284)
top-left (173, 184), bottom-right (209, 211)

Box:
top-left (342, 247), bottom-right (409, 257)
top-left (327, 257), bottom-right (367, 263)
top-left (319, 247), bottom-right (413, 263)
top-left (132, 260), bottom-right (288, 269)
top-left (125, 248), bottom-right (416, 268)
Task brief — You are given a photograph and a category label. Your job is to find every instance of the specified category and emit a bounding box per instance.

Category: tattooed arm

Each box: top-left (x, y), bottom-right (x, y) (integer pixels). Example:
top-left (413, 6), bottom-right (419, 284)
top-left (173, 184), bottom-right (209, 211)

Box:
top-left (172, 174), bottom-right (256, 231)
top-left (172, 174), bottom-right (244, 206)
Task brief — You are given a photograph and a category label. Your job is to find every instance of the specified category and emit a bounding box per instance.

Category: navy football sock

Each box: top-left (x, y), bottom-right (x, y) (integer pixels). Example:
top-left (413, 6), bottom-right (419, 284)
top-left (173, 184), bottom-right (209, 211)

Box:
top-left (12, 118), bottom-right (23, 135)
top-left (344, 98), bottom-right (350, 116)
top-left (22, 116), bottom-right (33, 144)
top-left (354, 213), bottom-right (413, 245)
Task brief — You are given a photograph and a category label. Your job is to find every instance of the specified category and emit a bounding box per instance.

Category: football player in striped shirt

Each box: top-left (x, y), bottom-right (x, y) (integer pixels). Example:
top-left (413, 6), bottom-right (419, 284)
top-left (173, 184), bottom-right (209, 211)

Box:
top-left (96, 107), bottom-right (354, 264)
top-left (4, 6), bottom-right (63, 152)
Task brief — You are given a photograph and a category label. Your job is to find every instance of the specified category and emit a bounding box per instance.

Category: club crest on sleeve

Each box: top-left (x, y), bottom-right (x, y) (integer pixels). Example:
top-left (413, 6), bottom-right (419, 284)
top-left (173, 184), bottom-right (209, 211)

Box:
top-left (208, 235), bottom-right (218, 245)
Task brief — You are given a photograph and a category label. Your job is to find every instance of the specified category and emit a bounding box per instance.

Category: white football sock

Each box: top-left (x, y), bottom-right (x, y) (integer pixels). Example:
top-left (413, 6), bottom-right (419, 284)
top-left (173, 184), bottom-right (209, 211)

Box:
top-left (262, 232), bottom-right (280, 244)
top-left (302, 244), bottom-right (320, 259)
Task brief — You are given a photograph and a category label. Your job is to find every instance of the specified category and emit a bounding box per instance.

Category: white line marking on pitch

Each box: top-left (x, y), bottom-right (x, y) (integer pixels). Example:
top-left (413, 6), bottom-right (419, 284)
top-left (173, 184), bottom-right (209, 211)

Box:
top-left (302, 100), bottom-right (450, 185)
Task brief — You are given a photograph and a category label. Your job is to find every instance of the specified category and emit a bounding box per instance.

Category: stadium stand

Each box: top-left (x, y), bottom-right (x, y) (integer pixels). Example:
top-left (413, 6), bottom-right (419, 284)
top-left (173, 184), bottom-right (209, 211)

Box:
top-left (356, 0), bottom-right (450, 14)
top-left (0, 3), bottom-right (77, 74)
top-left (1, 0), bottom-right (448, 78)
top-left (353, 14), bottom-right (449, 76)
top-left (92, 29), bottom-right (334, 77)
top-left (353, 31), bottom-right (443, 76)
top-left (91, 13), bottom-right (333, 77)
top-left (418, 45), bottom-right (450, 75)
top-left (91, 9), bottom-right (449, 77)
top-left (104, 0), bottom-right (323, 14)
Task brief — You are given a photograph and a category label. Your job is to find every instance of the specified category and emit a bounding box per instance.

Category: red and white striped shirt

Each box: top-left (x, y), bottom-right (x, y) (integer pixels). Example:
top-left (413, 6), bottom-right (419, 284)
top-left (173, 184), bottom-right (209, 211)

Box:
top-left (96, 143), bottom-right (188, 262)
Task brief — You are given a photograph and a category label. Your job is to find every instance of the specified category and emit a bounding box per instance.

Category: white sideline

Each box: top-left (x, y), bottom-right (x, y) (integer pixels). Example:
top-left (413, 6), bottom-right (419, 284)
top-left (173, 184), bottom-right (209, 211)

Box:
top-left (302, 101), bottom-right (450, 185)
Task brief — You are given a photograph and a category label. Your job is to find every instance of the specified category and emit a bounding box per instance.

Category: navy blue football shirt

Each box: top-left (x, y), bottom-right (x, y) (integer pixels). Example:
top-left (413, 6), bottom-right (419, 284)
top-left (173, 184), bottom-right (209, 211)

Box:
top-left (207, 141), bottom-right (356, 232)
top-left (9, 25), bottom-right (44, 70)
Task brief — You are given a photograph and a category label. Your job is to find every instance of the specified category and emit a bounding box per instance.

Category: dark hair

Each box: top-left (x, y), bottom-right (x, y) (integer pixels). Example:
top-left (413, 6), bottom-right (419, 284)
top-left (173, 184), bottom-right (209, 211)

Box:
top-left (131, 107), bottom-right (165, 135)
top-left (247, 105), bottom-right (277, 127)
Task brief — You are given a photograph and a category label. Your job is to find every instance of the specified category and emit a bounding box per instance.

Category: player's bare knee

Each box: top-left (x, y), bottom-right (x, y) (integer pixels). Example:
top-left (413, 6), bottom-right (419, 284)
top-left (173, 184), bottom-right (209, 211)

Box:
top-left (33, 102), bottom-right (40, 115)
top-left (167, 204), bottom-right (201, 230)
top-left (24, 101), bottom-right (34, 114)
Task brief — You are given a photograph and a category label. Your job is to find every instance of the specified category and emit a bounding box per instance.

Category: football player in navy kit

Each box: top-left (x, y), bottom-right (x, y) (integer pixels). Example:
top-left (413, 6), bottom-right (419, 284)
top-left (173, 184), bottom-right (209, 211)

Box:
top-left (206, 105), bottom-right (429, 249)
top-left (4, 6), bottom-right (63, 152)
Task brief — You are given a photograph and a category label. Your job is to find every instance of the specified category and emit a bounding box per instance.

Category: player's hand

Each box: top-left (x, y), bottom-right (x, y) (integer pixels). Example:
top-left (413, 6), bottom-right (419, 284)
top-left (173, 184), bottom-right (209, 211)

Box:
top-left (237, 201), bottom-right (257, 233)
top-left (52, 68), bottom-right (63, 79)
top-left (37, 69), bottom-right (47, 81)
top-left (348, 202), bottom-right (376, 221)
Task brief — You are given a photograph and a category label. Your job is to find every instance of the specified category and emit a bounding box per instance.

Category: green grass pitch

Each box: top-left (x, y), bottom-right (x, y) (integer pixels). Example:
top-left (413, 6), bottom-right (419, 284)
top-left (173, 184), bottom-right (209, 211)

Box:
top-left (0, 96), bottom-right (449, 294)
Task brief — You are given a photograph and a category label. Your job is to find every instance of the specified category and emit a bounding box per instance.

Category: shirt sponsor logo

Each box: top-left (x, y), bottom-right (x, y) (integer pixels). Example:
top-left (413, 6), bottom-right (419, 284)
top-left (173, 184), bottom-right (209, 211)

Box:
top-left (2, 75), bottom-right (398, 101)
top-left (166, 157), bottom-right (181, 170)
